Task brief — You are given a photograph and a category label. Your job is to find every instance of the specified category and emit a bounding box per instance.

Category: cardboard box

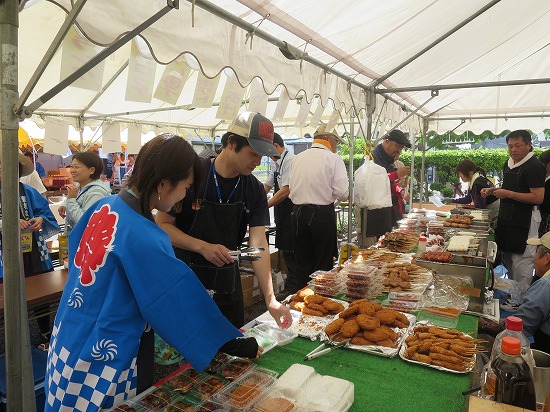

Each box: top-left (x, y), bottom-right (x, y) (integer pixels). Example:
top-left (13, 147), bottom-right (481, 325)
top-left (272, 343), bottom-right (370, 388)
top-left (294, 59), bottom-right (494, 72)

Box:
top-left (241, 273), bottom-right (261, 308)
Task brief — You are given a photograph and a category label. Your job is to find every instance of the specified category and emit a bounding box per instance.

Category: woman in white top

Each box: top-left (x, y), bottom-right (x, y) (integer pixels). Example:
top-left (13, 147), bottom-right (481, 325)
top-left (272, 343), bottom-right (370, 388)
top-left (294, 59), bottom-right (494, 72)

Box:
top-left (59, 152), bottom-right (111, 232)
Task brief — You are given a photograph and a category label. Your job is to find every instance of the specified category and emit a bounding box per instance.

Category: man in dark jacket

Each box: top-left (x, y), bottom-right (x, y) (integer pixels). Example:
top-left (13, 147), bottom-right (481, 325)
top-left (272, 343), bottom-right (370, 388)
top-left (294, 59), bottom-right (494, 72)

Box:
top-left (372, 129), bottom-right (412, 227)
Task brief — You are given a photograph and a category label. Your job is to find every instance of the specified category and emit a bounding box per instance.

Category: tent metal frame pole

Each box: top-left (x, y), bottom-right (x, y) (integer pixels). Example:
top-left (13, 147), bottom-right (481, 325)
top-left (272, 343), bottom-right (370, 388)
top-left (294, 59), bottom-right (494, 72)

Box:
top-left (347, 110), bottom-right (355, 254)
top-left (432, 112), bottom-right (550, 121)
top-left (0, 1), bottom-right (36, 410)
top-left (408, 135), bottom-right (417, 212)
top-left (373, 0), bottom-right (501, 86)
top-left (18, 0), bottom-right (179, 119)
top-left (376, 76), bottom-right (550, 94)
top-left (14, 0), bottom-right (89, 115)
top-left (419, 119), bottom-right (429, 207)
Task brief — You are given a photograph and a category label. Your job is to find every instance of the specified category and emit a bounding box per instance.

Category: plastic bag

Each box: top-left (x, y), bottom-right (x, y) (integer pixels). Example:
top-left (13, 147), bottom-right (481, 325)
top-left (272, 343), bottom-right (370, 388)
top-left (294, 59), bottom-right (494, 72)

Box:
top-left (353, 158), bottom-right (392, 209)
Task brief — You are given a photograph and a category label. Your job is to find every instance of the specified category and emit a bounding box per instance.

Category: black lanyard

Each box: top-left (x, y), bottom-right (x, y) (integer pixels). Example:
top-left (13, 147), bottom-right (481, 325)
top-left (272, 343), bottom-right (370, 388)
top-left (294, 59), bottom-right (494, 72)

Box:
top-left (212, 160), bottom-right (241, 204)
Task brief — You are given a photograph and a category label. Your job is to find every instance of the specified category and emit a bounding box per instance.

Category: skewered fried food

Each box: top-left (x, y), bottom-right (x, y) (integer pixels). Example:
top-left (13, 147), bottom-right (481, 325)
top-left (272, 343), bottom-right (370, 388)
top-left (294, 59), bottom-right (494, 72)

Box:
top-left (412, 353), bottom-right (432, 364)
top-left (325, 318), bottom-right (345, 335)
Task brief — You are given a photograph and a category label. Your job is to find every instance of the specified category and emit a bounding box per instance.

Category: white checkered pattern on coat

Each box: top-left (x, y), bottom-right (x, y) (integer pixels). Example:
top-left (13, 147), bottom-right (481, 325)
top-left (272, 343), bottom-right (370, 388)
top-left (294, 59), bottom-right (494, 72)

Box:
top-left (46, 323), bottom-right (138, 411)
top-left (37, 232), bottom-right (49, 262)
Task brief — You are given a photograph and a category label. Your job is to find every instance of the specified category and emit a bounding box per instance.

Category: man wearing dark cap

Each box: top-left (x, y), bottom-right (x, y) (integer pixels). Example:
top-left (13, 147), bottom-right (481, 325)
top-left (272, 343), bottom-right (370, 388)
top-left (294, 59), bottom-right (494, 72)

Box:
top-left (263, 133), bottom-right (299, 293)
top-left (289, 125), bottom-right (349, 290)
top-left (156, 112), bottom-right (291, 329)
top-left (372, 129), bottom-right (412, 227)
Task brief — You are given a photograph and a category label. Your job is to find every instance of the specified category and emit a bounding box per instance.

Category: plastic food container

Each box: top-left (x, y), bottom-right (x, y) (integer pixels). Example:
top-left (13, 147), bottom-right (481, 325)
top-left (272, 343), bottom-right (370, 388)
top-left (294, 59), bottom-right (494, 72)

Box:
top-left (206, 352), bottom-right (233, 374)
top-left (196, 400), bottom-right (225, 412)
top-left (139, 387), bottom-right (174, 409)
top-left (112, 400), bottom-right (145, 411)
top-left (163, 396), bottom-right (201, 411)
top-left (254, 323), bottom-right (298, 346)
top-left (215, 368), bottom-right (278, 411)
top-left (164, 368), bottom-right (201, 394)
top-left (194, 375), bottom-right (229, 400)
top-left (243, 328), bottom-right (278, 354)
top-left (220, 359), bottom-right (255, 381)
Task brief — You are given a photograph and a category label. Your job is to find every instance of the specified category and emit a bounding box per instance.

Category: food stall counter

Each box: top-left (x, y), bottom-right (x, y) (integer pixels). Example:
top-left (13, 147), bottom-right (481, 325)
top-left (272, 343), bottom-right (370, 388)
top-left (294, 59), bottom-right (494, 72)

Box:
top-left (254, 314), bottom-right (479, 412)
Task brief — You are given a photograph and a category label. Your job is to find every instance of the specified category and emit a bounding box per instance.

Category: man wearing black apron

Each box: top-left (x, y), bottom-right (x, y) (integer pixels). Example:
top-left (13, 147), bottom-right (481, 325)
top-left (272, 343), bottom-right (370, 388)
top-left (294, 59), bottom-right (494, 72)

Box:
top-left (483, 130), bottom-right (545, 306)
top-left (156, 112), bottom-right (292, 330)
top-left (263, 133), bottom-right (299, 293)
top-left (288, 125), bottom-right (349, 290)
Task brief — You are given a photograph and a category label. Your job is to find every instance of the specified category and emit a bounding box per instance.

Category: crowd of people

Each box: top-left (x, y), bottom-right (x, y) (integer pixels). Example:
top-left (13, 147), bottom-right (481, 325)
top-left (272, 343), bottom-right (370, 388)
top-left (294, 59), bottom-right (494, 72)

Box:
top-left (6, 114), bottom-right (546, 410)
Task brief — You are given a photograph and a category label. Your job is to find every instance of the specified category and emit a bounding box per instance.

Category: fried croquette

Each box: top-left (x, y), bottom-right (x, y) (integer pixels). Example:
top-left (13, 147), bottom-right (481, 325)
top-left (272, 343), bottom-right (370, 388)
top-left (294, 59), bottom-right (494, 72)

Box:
top-left (307, 303), bottom-right (328, 314)
top-left (376, 339), bottom-right (396, 348)
top-left (325, 318), bottom-right (345, 335)
top-left (297, 288), bottom-right (315, 300)
top-left (355, 314), bottom-right (380, 331)
top-left (351, 336), bottom-right (372, 345)
top-left (302, 307), bottom-right (324, 317)
top-left (304, 294), bottom-right (326, 305)
top-left (340, 319), bottom-right (361, 338)
top-left (394, 312), bottom-right (410, 327)
top-left (373, 309), bottom-right (397, 325)
top-left (322, 299), bottom-right (340, 311)
top-left (338, 305), bottom-right (359, 318)
top-left (289, 301), bottom-right (305, 311)
top-left (349, 299), bottom-right (371, 307)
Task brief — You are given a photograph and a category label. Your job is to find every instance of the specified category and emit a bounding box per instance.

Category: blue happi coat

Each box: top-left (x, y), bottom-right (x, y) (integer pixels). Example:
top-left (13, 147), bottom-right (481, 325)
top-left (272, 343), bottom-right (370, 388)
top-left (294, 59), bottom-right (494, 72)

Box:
top-left (45, 193), bottom-right (241, 411)
top-left (0, 183), bottom-right (60, 278)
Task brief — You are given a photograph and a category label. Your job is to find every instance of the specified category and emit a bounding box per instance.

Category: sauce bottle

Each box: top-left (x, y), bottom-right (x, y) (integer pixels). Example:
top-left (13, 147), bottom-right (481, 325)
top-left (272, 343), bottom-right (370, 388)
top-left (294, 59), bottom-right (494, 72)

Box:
top-left (493, 336), bottom-right (537, 410)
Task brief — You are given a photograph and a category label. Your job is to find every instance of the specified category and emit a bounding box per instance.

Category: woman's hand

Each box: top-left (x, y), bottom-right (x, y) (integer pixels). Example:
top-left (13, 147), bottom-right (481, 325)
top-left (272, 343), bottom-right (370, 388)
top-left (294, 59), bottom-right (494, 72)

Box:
top-left (27, 217), bottom-right (44, 231)
top-left (267, 299), bottom-right (293, 329)
top-left (66, 185), bottom-right (79, 199)
top-left (58, 206), bottom-right (66, 218)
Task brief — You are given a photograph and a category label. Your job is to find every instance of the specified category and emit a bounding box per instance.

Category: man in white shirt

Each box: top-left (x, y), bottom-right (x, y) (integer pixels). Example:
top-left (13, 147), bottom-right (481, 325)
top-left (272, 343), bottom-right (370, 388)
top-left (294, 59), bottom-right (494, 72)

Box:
top-left (263, 133), bottom-right (299, 292)
top-left (289, 125), bottom-right (349, 290)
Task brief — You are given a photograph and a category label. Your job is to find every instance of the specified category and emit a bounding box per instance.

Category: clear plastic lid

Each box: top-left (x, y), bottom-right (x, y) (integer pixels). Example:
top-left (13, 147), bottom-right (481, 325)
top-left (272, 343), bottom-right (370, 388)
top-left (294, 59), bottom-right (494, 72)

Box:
top-left (219, 358), bottom-right (255, 381)
top-left (243, 328), bottom-right (278, 354)
top-left (215, 368), bottom-right (278, 411)
top-left (254, 323), bottom-right (298, 346)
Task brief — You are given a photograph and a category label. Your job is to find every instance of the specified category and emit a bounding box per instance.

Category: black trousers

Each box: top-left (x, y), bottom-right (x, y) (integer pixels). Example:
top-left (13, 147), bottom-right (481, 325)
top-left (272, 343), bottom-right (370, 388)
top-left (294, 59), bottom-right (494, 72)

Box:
top-left (292, 204), bottom-right (337, 290)
top-left (282, 250), bottom-right (301, 294)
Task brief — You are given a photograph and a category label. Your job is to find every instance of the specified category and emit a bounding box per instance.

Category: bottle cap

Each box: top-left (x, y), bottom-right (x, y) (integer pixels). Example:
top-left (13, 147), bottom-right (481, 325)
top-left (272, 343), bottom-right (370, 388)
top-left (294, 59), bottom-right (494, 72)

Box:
top-left (501, 336), bottom-right (521, 355)
top-left (419, 236), bottom-right (427, 242)
top-left (505, 316), bottom-right (523, 332)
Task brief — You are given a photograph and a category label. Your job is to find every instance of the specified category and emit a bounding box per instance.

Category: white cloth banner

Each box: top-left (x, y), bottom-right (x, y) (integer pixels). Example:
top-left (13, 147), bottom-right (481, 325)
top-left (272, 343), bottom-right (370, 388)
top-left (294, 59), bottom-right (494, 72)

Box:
top-left (125, 41), bottom-right (156, 103)
top-left (126, 124), bottom-right (142, 154)
top-left (326, 109), bottom-right (340, 132)
top-left (216, 77), bottom-right (245, 120)
top-left (294, 97), bottom-right (311, 127)
top-left (309, 99), bottom-right (325, 128)
top-left (153, 58), bottom-right (191, 105)
top-left (102, 123), bottom-right (121, 154)
top-left (273, 89), bottom-right (290, 120)
top-left (247, 78), bottom-right (268, 115)
top-left (44, 118), bottom-right (69, 156)
top-left (60, 27), bottom-right (105, 91)
top-left (192, 73), bottom-right (220, 108)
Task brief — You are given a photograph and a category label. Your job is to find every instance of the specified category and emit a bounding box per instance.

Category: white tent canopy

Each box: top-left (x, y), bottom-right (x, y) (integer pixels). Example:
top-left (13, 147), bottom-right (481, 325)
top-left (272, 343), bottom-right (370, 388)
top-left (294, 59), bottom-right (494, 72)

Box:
top-left (19, 0), bottom-right (550, 149)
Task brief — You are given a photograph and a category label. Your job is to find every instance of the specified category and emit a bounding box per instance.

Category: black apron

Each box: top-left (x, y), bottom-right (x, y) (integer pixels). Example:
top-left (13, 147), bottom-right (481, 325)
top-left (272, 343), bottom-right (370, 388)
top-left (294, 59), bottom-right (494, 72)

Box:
top-left (495, 163), bottom-right (534, 254)
top-left (273, 151), bottom-right (294, 251)
top-left (182, 160), bottom-right (245, 327)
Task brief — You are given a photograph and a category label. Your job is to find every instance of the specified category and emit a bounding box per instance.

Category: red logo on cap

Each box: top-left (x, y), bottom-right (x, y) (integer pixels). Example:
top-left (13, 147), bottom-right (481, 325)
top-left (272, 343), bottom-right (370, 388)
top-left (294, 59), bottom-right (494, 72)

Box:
top-left (257, 121), bottom-right (274, 142)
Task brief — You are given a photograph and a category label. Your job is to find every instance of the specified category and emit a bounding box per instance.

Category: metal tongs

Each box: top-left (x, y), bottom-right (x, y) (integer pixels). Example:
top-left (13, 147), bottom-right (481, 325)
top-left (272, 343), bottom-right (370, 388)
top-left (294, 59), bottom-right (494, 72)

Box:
top-left (229, 247), bottom-right (264, 262)
top-left (304, 334), bottom-right (350, 361)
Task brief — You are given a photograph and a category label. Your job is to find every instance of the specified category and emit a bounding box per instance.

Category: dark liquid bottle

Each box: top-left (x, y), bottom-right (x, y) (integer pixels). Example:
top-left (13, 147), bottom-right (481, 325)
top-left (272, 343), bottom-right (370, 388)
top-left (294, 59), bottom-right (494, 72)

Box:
top-left (493, 336), bottom-right (537, 410)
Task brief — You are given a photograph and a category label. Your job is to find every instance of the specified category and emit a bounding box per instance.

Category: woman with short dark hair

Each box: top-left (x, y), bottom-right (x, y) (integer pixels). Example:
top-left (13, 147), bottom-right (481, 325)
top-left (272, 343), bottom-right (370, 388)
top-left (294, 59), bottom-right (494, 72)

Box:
top-left (58, 151), bottom-right (111, 233)
top-left (452, 159), bottom-right (500, 225)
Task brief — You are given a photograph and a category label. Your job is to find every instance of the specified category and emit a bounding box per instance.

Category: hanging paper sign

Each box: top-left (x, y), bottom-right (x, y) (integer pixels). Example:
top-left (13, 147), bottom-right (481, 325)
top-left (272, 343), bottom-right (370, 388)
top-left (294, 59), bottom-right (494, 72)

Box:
top-left (44, 118), bottom-right (69, 156)
top-left (192, 72), bottom-right (220, 108)
top-left (102, 123), bottom-right (121, 154)
top-left (309, 98), bottom-right (325, 128)
top-left (294, 96), bottom-right (312, 127)
top-left (153, 58), bottom-right (191, 105)
top-left (326, 109), bottom-right (340, 132)
top-left (273, 88), bottom-right (290, 120)
top-left (125, 41), bottom-right (156, 103)
top-left (247, 78), bottom-right (268, 115)
top-left (60, 27), bottom-right (105, 91)
top-left (126, 124), bottom-right (142, 154)
top-left (216, 77), bottom-right (245, 120)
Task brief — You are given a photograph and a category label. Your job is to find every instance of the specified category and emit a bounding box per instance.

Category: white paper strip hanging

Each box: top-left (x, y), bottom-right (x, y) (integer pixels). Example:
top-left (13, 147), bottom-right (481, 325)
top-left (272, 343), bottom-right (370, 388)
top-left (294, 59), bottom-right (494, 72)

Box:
top-left (294, 97), bottom-right (312, 127)
top-left (326, 109), bottom-right (340, 132)
top-left (102, 123), bottom-right (121, 153)
top-left (44, 118), bottom-right (69, 156)
top-left (192, 72), bottom-right (220, 108)
top-left (60, 27), bottom-right (105, 91)
top-left (247, 78), bottom-right (268, 115)
top-left (126, 124), bottom-right (142, 154)
top-left (153, 58), bottom-right (191, 105)
top-left (125, 41), bottom-right (156, 103)
top-left (309, 98), bottom-right (325, 128)
top-left (216, 77), bottom-right (245, 120)
top-left (273, 88), bottom-right (290, 120)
